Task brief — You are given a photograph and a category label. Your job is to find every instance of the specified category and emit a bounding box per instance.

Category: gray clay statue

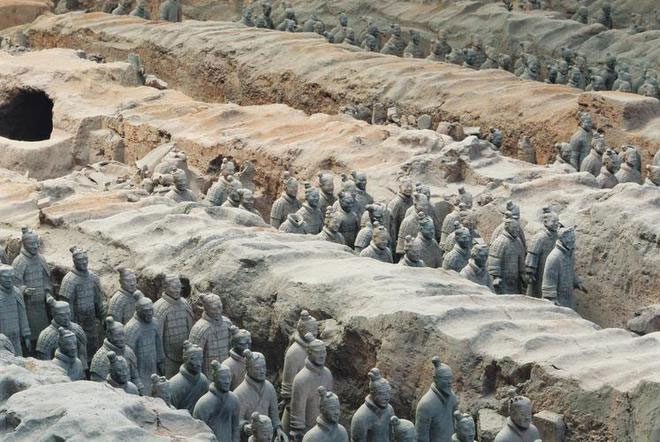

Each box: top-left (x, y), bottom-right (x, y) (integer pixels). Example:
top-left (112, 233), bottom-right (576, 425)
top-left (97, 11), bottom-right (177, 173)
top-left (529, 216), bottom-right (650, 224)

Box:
top-left (350, 368), bottom-right (395, 441)
top-left (381, 24), bottom-right (406, 57)
top-left (491, 201), bottom-right (527, 249)
top-left (596, 4), bottom-right (613, 29)
top-left (334, 190), bottom-right (360, 248)
top-left (189, 293), bottom-right (233, 376)
top-left (290, 335), bottom-right (334, 440)
top-left (414, 213), bottom-right (443, 268)
top-left (403, 31), bottom-right (424, 59)
top-left (317, 173), bottom-right (336, 218)
top-left (596, 149), bottom-right (620, 189)
top-left (542, 226), bottom-right (586, 310)
top-left (359, 222), bottom-right (393, 263)
top-left (247, 413), bottom-right (274, 442)
top-left (53, 327), bottom-right (84, 381)
top-left (568, 112), bottom-right (593, 171)
top-left (0, 265), bottom-right (31, 356)
top-left (0, 333), bottom-right (14, 354)
top-left (111, 0), bottom-right (131, 15)
top-left (296, 183), bottom-right (323, 234)
top-left (238, 189), bottom-right (263, 219)
top-left (223, 327), bottom-right (252, 390)
top-left (125, 297), bottom-right (165, 390)
top-left (397, 193), bottom-right (430, 256)
top-left (440, 201), bottom-right (466, 245)
top-left (60, 246), bottom-right (107, 357)
top-left (193, 360), bottom-right (241, 441)
top-left (106, 351), bottom-right (139, 395)
top-left (271, 172), bottom-right (302, 229)
top-left (494, 396), bottom-right (541, 442)
top-left (399, 235), bottom-right (425, 267)
top-left (169, 340), bottom-right (210, 413)
top-left (355, 203), bottom-right (388, 253)
top-left (12, 227), bottom-right (51, 346)
top-left (302, 387), bottom-right (348, 442)
top-left (488, 215), bottom-right (526, 294)
top-left (428, 31), bottom-right (451, 61)
top-left (102, 0), bottom-right (118, 13)
top-left (352, 171), bottom-right (374, 221)
top-left (579, 135), bottom-right (607, 177)
top-left (235, 350), bottom-right (286, 440)
top-left (255, 3), bottom-right (274, 30)
top-left (90, 316), bottom-right (142, 393)
top-left (108, 267), bottom-right (144, 324)
top-left (615, 146), bottom-right (643, 184)
top-left (317, 209), bottom-right (346, 245)
top-left (153, 274), bottom-right (193, 377)
top-left (442, 225), bottom-right (471, 273)
top-left (525, 208), bottom-right (559, 297)
top-left (222, 180), bottom-right (244, 208)
top-left (130, 0), bottom-right (151, 19)
top-left (36, 296), bottom-right (87, 368)
top-left (329, 13), bottom-right (350, 44)
top-left (460, 244), bottom-right (494, 292)
top-left (391, 416), bottom-right (416, 442)
top-left (282, 311), bottom-right (320, 432)
top-left (415, 357), bottom-right (459, 442)
top-left (166, 169), bottom-right (197, 202)
top-left (387, 180), bottom-right (414, 248)
top-left (159, 0), bottom-right (182, 22)
top-left (242, 9), bottom-right (255, 27)
top-left (151, 374), bottom-right (173, 407)
top-left (452, 412), bottom-right (477, 442)
top-left (280, 213), bottom-right (308, 234)
top-left (207, 159), bottom-right (237, 206)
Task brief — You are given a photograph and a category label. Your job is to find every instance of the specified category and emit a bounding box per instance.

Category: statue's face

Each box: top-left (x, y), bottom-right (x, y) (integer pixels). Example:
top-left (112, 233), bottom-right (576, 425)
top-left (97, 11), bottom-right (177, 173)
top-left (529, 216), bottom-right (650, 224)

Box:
top-left (186, 352), bottom-right (203, 375)
top-left (456, 231), bottom-right (471, 249)
top-left (114, 362), bottom-right (129, 384)
top-left (420, 221), bottom-right (434, 240)
top-left (248, 357), bottom-right (267, 382)
top-left (336, 194), bottom-right (352, 212)
top-left (61, 338), bottom-right (77, 358)
top-left (340, 15), bottom-right (347, 26)
top-left (286, 180), bottom-right (299, 198)
top-left (543, 215), bottom-right (559, 232)
top-left (233, 335), bottom-right (252, 354)
top-left (474, 248), bottom-right (489, 268)
top-left (371, 386), bottom-right (391, 408)
top-left (0, 271), bottom-right (13, 290)
top-left (327, 215), bottom-right (341, 232)
top-left (165, 278), bottom-right (181, 299)
top-left (120, 272), bottom-right (137, 293)
top-left (300, 319), bottom-right (319, 339)
top-left (321, 399), bottom-right (341, 424)
top-left (307, 189), bottom-right (320, 208)
top-left (308, 345), bottom-right (327, 366)
top-left (138, 305), bottom-right (154, 323)
top-left (581, 115), bottom-right (593, 131)
top-left (53, 308), bottom-right (71, 327)
top-left (205, 297), bottom-right (223, 319)
top-left (400, 181), bottom-right (413, 197)
top-left (174, 177), bottom-right (187, 191)
top-left (108, 326), bottom-right (126, 349)
top-left (320, 176), bottom-right (334, 194)
top-left (511, 403), bottom-right (532, 429)
top-left (215, 369), bottom-right (232, 393)
top-left (355, 174), bottom-right (367, 191)
top-left (413, 194), bottom-right (429, 212)
top-left (457, 421), bottom-right (476, 442)
top-left (406, 243), bottom-right (421, 262)
top-left (504, 219), bottom-right (520, 238)
top-left (23, 236), bottom-right (39, 255)
top-left (560, 231), bottom-right (576, 250)
top-left (373, 230), bottom-right (389, 249)
top-left (73, 255), bottom-right (88, 272)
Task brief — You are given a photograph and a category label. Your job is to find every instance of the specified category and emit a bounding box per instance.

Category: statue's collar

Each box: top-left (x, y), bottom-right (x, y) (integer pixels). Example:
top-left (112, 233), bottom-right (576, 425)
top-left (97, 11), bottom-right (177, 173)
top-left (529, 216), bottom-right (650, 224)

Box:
top-left (282, 193), bottom-right (296, 204)
top-left (364, 395), bottom-right (388, 415)
top-left (104, 338), bottom-right (124, 354)
top-left (209, 383), bottom-right (228, 398)
top-left (179, 365), bottom-right (201, 383)
top-left (316, 416), bottom-right (336, 432)
top-left (161, 292), bottom-right (181, 305)
top-left (54, 349), bottom-right (76, 365)
top-left (229, 349), bottom-right (245, 362)
top-left (304, 358), bottom-right (324, 374)
top-left (245, 375), bottom-right (265, 391)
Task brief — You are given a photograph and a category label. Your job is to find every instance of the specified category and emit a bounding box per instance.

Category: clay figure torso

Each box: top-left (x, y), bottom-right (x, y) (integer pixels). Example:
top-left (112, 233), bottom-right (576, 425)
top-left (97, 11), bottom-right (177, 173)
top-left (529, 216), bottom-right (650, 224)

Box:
top-left (108, 288), bottom-right (143, 324)
top-left (124, 316), bottom-right (164, 389)
top-left (493, 418), bottom-right (541, 442)
top-left (189, 314), bottom-right (233, 376)
top-left (0, 286), bottom-right (30, 356)
top-left (525, 228), bottom-right (557, 297)
top-left (36, 320), bottom-right (88, 367)
top-left (53, 349), bottom-right (84, 380)
top-left (596, 167), bottom-right (618, 189)
top-left (336, 208), bottom-right (360, 248)
top-left (303, 417), bottom-right (349, 442)
top-left (223, 349), bottom-right (247, 390)
top-left (542, 243), bottom-right (578, 309)
top-left (290, 360), bottom-right (334, 434)
top-left (415, 386), bottom-right (459, 442)
top-left (271, 193), bottom-right (302, 228)
top-left (579, 150), bottom-right (602, 177)
top-left (359, 244), bottom-right (393, 263)
top-left (12, 250), bottom-right (51, 341)
top-left (170, 365), bottom-right (210, 413)
top-left (235, 376), bottom-right (280, 430)
top-left (460, 262), bottom-right (494, 291)
top-left (193, 385), bottom-right (241, 442)
top-left (90, 338), bottom-right (141, 391)
top-left (297, 204), bottom-right (323, 235)
top-left (442, 245), bottom-right (470, 273)
top-left (350, 396), bottom-right (395, 441)
top-left (59, 269), bottom-right (105, 356)
top-left (488, 231), bottom-right (526, 294)
top-left (154, 293), bottom-right (193, 377)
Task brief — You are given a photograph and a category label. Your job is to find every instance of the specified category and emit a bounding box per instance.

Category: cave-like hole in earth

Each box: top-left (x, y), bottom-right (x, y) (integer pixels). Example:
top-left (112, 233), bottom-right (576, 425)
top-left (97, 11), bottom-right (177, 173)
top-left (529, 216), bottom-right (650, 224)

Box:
top-left (0, 87), bottom-right (54, 141)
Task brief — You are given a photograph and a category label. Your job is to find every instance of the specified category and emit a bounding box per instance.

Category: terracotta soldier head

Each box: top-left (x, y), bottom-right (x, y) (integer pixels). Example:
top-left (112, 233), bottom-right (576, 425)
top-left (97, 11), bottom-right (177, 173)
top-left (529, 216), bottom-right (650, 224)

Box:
top-left (470, 244), bottom-right (489, 269)
top-left (210, 360), bottom-right (232, 393)
top-left (239, 189), bottom-right (256, 210)
top-left (151, 374), bottom-right (172, 404)
top-left (390, 416), bottom-right (416, 442)
top-left (352, 171), bottom-right (368, 191)
top-left (107, 351), bottom-right (130, 385)
top-left (47, 296), bottom-right (71, 327)
top-left (221, 158), bottom-right (236, 177)
top-left (182, 340), bottom-right (203, 375)
top-left (172, 169), bottom-right (189, 192)
top-left (454, 412), bottom-right (476, 442)
top-left (21, 227), bottom-right (40, 255)
top-left (558, 226), bottom-right (576, 250)
top-left (509, 395), bottom-right (533, 430)
top-left (248, 412), bottom-right (272, 442)
top-left (365, 203), bottom-right (386, 224)
top-left (283, 172), bottom-right (299, 198)
top-left (304, 183), bottom-right (320, 208)
top-left (403, 235), bottom-right (422, 262)
top-left (455, 226), bottom-right (472, 249)
top-left (367, 368), bottom-right (391, 409)
top-left (70, 246), bottom-right (88, 273)
top-left (318, 386), bottom-right (340, 424)
top-left (412, 192), bottom-right (430, 214)
top-left (325, 209), bottom-right (342, 233)
top-left (503, 213), bottom-right (520, 239)
top-left (602, 149), bottom-right (620, 173)
top-left (118, 267), bottom-right (138, 293)
top-left (164, 275), bottom-right (182, 300)
top-left (136, 297), bottom-right (155, 323)
top-left (230, 327), bottom-right (252, 354)
top-left (200, 293), bottom-right (223, 320)
top-left (372, 222), bottom-right (390, 250)
top-left (399, 179), bottom-right (414, 198)
top-left (431, 356), bottom-right (453, 394)
top-left (304, 333), bottom-right (327, 367)
top-left (578, 111), bottom-right (593, 131)
top-left (318, 173), bottom-right (334, 195)
top-left (0, 264), bottom-right (12, 290)
top-left (418, 212), bottom-right (435, 240)
top-left (105, 316), bottom-right (126, 350)
top-left (58, 327), bottom-right (78, 358)
top-left (541, 208), bottom-right (560, 232)
top-left (244, 350), bottom-right (267, 382)
top-left (297, 310), bottom-right (319, 338)
top-left (338, 191), bottom-right (356, 212)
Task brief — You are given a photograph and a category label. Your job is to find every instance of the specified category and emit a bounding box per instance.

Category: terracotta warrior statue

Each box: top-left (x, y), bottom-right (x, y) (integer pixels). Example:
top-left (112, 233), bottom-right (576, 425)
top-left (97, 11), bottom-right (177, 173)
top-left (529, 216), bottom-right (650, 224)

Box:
top-left (615, 145), bottom-right (643, 184)
top-left (238, 189), bottom-right (263, 219)
top-left (596, 149), bottom-right (620, 189)
top-left (235, 350), bottom-right (287, 440)
top-left (106, 351), bottom-right (139, 395)
top-left (350, 368), bottom-right (395, 441)
top-left (334, 190), bottom-right (360, 248)
top-left (290, 335), bottom-right (334, 440)
top-left (60, 246), bottom-right (107, 357)
top-left (317, 208), bottom-right (346, 245)
top-left (108, 267), bottom-right (143, 324)
top-left (317, 173), bottom-right (336, 218)
top-left (381, 23), bottom-right (406, 57)
top-left (488, 214), bottom-right (526, 294)
top-left (0, 265), bottom-right (30, 356)
top-left (403, 30), bottom-right (424, 59)
top-left (494, 395), bottom-right (541, 442)
top-left (329, 12), bottom-right (350, 44)
top-left (542, 226), bottom-right (586, 310)
top-left (282, 311), bottom-right (320, 432)
top-left (355, 203), bottom-right (388, 253)
top-left (442, 225), bottom-right (471, 273)
top-left (130, 0), bottom-right (150, 19)
top-left (579, 134), bottom-right (607, 177)
top-left (351, 171), bottom-right (374, 221)
top-left (247, 413), bottom-right (274, 442)
top-left (90, 316), bottom-right (142, 392)
top-left (169, 340), bottom-right (210, 413)
top-left (359, 222), bottom-right (393, 263)
top-left (160, 0), bottom-right (182, 22)
top-left (154, 274), bottom-right (193, 377)
top-left (53, 327), bottom-right (84, 381)
top-left (387, 179), bottom-right (414, 249)
top-left (391, 416), bottom-right (416, 441)
top-left (491, 200), bottom-right (527, 249)
top-left (111, 0), bottom-right (131, 15)
top-left (302, 387), bottom-right (348, 442)
top-left (525, 208), bottom-right (560, 298)
top-left (36, 296), bottom-right (87, 366)
top-left (399, 235), bottom-right (425, 267)
top-left (415, 357), bottom-right (459, 442)
top-left (460, 244), bottom-right (494, 292)
top-left (427, 31), bottom-right (451, 62)
top-left (271, 172), bottom-right (301, 229)
top-left (125, 297), bottom-right (164, 389)
top-left (452, 412), bottom-right (477, 442)
top-left (441, 201), bottom-right (467, 245)
top-left (12, 227), bottom-right (51, 347)
top-left (222, 180), bottom-right (244, 208)
top-left (151, 374), bottom-right (173, 407)
top-left (223, 327), bottom-right (252, 390)
top-left (166, 169), bottom-right (197, 202)
top-left (280, 213), bottom-right (308, 234)
top-left (414, 212), bottom-right (443, 268)
top-left (569, 112), bottom-right (594, 171)
top-left (189, 293), bottom-right (233, 376)
top-left (206, 159), bottom-right (236, 206)
top-left (296, 183), bottom-right (323, 234)
top-left (397, 192), bottom-right (430, 257)
top-left (193, 360), bottom-right (241, 441)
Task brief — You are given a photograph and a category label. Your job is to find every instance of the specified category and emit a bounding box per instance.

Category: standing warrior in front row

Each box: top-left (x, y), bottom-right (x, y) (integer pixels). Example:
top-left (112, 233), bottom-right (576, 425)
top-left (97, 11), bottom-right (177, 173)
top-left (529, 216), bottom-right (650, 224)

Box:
top-left (488, 214), bottom-right (526, 294)
top-left (350, 368), bottom-right (395, 441)
top-left (59, 247), bottom-right (107, 357)
top-left (108, 267), bottom-right (143, 324)
top-left (542, 226), bottom-right (586, 310)
top-left (525, 208), bottom-right (559, 298)
top-left (302, 387), bottom-right (349, 442)
top-left (415, 357), bottom-right (458, 442)
top-left (36, 296), bottom-right (87, 367)
top-left (193, 360), bottom-right (241, 442)
top-left (270, 172), bottom-right (301, 229)
top-left (125, 297), bottom-right (164, 389)
top-left (0, 265), bottom-right (31, 356)
top-left (189, 293), bottom-right (233, 376)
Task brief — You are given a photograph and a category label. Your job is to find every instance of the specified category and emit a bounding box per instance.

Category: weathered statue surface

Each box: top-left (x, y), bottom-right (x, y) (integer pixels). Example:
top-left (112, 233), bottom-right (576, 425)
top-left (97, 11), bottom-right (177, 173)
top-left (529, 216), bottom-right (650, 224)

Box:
top-left (166, 169), bottom-right (197, 202)
top-left (53, 327), bottom-right (84, 381)
top-left (317, 209), bottom-right (346, 245)
top-left (193, 360), bottom-right (241, 442)
top-left (381, 24), bottom-right (406, 57)
top-left (108, 267), bottom-right (143, 324)
top-left (460, 244), bottom-right (494, 291)
top-left (335, 191), bottom-right (360, 248)
top-left (488, 216), bottom-right (526, 294)
top-left (359, 223), bottom-right (393, 263)
top-left (130, 0), bottom-right (151, 19)
top-left (452, 413), bottom-right (477, 442)
top-left (106, 351), bottom-right (139, 395)
top-left (154, 275), bottom-right (193, 377)
top-left (317, 173), bottom-right (336, 218)
top-left (271, 173), bottom-right (302, 229)
top-left (615, 146), bottom-right (643, 184)
top-left (280, 213), bottom-right (308, 234)
top-left (160, 0), bottom-right (182, 22)
top-left (0, 265), bottom-right (31, 356)
top-left (442, 226), bottom-right (471, 273)
top-left (568, 112), bottom-right (593, 171)
top-left (36, 296), bottom-right (87, 367)
top-left (414, 213), bottom-right (443, 268)
top-left (391, 416), bottom-right (416, 442)
top-left (542, 226), bottom-right (585, 310)
top-left (125, 296), bottom-right (164, 390)
top-left (387, 180), bottom-right (414, 249)
top-left (494, 395), bottom-right (541, 442)
top-left (189, 293), bottom-right (233, 376)
top-left (206, 159), bottom-right (236, 206)
top-left (397, 193), bottom-right (430, 256)
top-left (302, 387), bottom-right (348, 441)
top-left (525, 208), bottom-right (559, 297)
top-left (403, 31), bottom-right (424, 59)
top-left (399, 235), bottom-right (425, 267)
top-left (579, 135), bottom-right (606, 177)
top-left (169, 340), bottom-right (210, 413)
top-left (355, 203), bottom-right (388, 253)
top-left (296, 184), bottom-right (323, 234)
top-left (222, 327), bottom-right (252, 390)
top-left (596, 149), bottom-right (620, 189)
top-left (350, 368), bottom-right (395, 441)
top-left (415, 357), bottom-right (458, 442)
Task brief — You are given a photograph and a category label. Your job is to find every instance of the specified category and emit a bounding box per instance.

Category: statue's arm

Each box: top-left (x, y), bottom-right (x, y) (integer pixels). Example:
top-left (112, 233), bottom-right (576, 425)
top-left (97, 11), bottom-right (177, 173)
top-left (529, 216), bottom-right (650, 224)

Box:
top-left (541, 256), bottom-right (559, 301)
